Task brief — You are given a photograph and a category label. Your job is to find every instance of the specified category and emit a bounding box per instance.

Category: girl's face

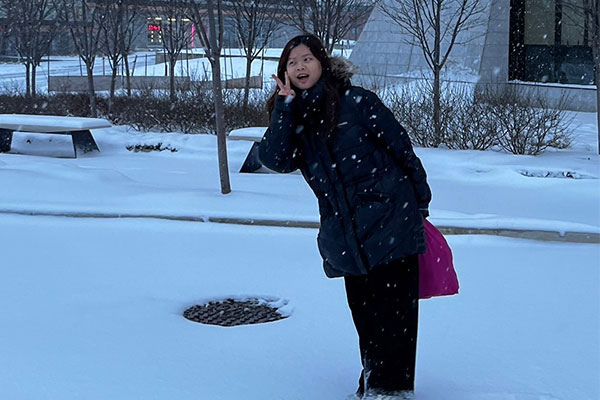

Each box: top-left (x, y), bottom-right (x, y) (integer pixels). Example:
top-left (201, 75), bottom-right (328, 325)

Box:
top-left (285, 44), bottom-right (323, 90)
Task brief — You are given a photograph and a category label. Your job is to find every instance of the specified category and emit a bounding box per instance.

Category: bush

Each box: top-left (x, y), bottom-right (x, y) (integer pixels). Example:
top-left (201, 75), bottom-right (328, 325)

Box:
top-left (0, 81), bottom-right (572, 156)
top-left (126, 142), bottom-right (178, 152)
top-left (222, 87), bottom-right (272, 133)
top-left (443, 86), bottom-right (500, 151)
top-left (383, 81), bottom-right (496, 150)
top-left (475, 84), bottom-right (573, 155)
top-left (0, 92), bottom-right (105, 117)
top-left (0, 86), bottom-right (271, 135)
top-left (381, 81), bottom-right (573, 155)
top-left (382, 81), bottom-right (450, 148)
top-left (382, 81), bottom-right (481, 149)
top-left (109, 84), bottom-right (271, 134)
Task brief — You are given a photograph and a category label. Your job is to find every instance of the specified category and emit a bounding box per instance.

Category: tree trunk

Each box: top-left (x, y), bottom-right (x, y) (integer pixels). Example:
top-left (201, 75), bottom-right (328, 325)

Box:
top-left (109, 60), bottom-right (118, 113)
top-left (124, 54), bottom-right (132, 97)
top-left (25, 63), bottom-right (31, 97)
top-left (205, 0), bottom-right (231, 194)
top-left (433, 0), bottom-right (442, 147)
top-left (212, 55), bottom-right (231, 194)
top-left (327, 39), bottom-right (335, 54)
top-left (31, 64), bottom-right (37, 98)
top-left (169, 59), bottom-right (176, 102)
top-left (594, 15), bottom-right (599, 154)
top-left (433, 67), bottom-right (441, 147)
top-left (243, 54), bottom-right (252, 111)
top-left (595, 60), bottom-right (600, 154)
top-left (86, 61), bottom-right (97, 117)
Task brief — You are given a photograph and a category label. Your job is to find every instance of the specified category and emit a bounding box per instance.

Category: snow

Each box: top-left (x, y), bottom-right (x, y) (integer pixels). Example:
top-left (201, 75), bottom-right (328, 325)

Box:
top-left (510, 79), bottom-right (598, 90)
top-left (0, 217), bottom-right (597, 400)
top-left (0, 114), bottom-right (111, 131)
top-left (229, 127), bottom-right (267, 141)
top-left (0, 52), bottom-right (598, 400)
top-left (0, 118), bottom-right (597, 235)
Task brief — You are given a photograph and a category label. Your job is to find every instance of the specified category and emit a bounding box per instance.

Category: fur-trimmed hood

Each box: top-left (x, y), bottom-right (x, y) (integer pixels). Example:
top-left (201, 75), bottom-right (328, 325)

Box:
top-left (329, 56), bottom-right (357, 82)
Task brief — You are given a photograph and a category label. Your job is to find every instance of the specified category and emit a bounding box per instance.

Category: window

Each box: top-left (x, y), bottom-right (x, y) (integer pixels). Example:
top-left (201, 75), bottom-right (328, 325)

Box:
top-left (147, 18), bottom-right (163, 45)
top-left (509, 0), bottom-right (595, 85)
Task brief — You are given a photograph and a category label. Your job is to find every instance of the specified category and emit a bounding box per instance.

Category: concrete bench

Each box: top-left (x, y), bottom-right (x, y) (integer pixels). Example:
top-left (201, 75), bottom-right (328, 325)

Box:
top-left (228, 127), bottom-right (267, 173)
top-left (0, 114), bottom-right (112, 157)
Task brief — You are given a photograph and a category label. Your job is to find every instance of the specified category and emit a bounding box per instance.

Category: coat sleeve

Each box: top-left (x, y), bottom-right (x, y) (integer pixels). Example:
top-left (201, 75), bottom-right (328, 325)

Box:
top-left (360, 89), bottom-right (432, 216)
top-left (258, 96), bottom-right (301, 173)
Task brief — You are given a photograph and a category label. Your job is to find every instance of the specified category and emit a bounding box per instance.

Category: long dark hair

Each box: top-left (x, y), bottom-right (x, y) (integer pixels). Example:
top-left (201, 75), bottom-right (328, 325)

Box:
top-left (266, 34), bottom-right (342, 135)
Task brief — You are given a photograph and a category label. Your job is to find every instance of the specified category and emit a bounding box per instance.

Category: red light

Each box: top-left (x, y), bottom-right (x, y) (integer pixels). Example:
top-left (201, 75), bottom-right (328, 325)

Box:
top-left (148, 24), bottom-right (161, 31)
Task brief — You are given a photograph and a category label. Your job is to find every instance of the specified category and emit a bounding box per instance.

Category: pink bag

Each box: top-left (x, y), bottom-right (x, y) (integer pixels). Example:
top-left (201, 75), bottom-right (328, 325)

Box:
top-left (419, 220), bottom-right (459, 299)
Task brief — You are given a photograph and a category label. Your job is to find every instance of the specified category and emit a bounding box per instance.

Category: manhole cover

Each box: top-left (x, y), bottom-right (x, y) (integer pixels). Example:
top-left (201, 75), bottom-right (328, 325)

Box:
top-left (183, 297), bottom-right (289, 327)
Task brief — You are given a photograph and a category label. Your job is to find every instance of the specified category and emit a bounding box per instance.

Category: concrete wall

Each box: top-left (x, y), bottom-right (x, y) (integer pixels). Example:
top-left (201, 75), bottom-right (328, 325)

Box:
top-left (48, 75), bottom-right (262, 92)
top-left (477, 0), bottom-right (510, 83)
top-left (48, 76), bottom-right (192, 92)
top-left (505, 82), bottom-right (598, 112)
top-left (349, 0), bottom-right (495, 85)
top-left (155, 52), bottom-right (206, 65)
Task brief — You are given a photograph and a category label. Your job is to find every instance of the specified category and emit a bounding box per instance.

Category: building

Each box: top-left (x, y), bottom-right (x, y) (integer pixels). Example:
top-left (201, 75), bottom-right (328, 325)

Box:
top-left (349, 0), bottom-right (597, 111)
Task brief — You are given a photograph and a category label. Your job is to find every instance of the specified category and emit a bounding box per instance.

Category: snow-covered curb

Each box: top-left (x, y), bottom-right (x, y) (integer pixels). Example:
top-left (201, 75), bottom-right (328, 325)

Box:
top-left (1, 209), bottom-right (598, 244)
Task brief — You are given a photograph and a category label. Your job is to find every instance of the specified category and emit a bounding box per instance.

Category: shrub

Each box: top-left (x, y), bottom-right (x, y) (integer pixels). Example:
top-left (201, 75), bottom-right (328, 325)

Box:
top-left (382, 81), bottom-right (465, 148)
top-left (0, 86), bottom-right (271, 135)
top-left (126, 142), bottom-right (178, 152)
top-left (222, 87), bottom-right (271, 133)
top-left (382, 84), bottom-right (432, 147)
top-left (381, 81), bottom-right (573, 155)
top-left (443, 86), bottom-right (499, 151)
top-left (0, 81), bottom-right (572, 156)
top-left (475, 84), bottom-right (573, 155)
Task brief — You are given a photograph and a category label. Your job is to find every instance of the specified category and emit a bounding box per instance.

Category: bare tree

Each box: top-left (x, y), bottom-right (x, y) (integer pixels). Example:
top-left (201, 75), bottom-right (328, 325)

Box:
top-left (150, 0), bottom-right (190, 102)
top-left (563, 0), bottom-right (599, 154)
top-left (99, 0), bottom-right (145, 105)
top-left (381, 0), bottom-right (486, 146)
top-left (99, 0), bottom-right (126, 110)
top-left (285, 0), bottom-right (375, 53)
top-left (54, 0), bottom-right (107, 117)
top-left (188, 0), bottom-right (231, 194)
top-left (119, 3), bottom-right (145, 97)
top-left (1, 0), bottom-right (58, 97)
top-left (231, 0), bottom-right (281, 110)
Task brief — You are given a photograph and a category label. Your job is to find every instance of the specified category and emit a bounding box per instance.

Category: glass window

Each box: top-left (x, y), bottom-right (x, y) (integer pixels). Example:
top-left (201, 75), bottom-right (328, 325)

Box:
top-left (524, 0), bottom-right (554, 45)
top-left (561, 3), bottom-right (591, 46)
top-left (510, 0), bottom-right (595, 85)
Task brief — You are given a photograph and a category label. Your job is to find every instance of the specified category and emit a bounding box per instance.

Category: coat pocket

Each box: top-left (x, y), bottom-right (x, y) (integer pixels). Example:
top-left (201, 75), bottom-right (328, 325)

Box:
top-left (353, 192), bottom-right (393, 242)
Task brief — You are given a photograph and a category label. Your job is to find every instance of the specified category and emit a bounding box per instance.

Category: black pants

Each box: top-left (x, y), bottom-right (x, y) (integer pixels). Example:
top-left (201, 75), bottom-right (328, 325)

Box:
top-left (344, 255), bottom-right (419, 395)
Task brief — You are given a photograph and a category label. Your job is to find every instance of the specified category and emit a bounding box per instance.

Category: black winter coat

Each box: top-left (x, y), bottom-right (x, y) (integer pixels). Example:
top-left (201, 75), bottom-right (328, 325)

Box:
top-left (259, 76), bottom-right (431, 278)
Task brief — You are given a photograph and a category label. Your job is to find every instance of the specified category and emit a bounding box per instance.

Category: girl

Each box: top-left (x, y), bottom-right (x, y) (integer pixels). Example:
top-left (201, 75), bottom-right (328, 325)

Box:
top-left (259, 35), bottom-right (431, 399)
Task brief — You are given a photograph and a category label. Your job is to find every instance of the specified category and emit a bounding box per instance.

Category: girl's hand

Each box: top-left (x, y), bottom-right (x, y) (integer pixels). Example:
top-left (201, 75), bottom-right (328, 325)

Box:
top-left (272, 72), bottom-right (296, 100)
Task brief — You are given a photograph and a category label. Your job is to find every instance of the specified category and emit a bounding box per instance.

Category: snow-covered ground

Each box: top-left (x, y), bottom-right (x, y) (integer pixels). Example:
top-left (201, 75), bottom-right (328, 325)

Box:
top-left (0, 50), bottom-right (598, 400)
top-left (0, 111), bottom-right (598, 399)
top-left (0, 48), bottom-right (355, 93)
top-left (1, 112), bottom-right (598, 235)
top-left (0, 215), bottom-right (598, 400)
